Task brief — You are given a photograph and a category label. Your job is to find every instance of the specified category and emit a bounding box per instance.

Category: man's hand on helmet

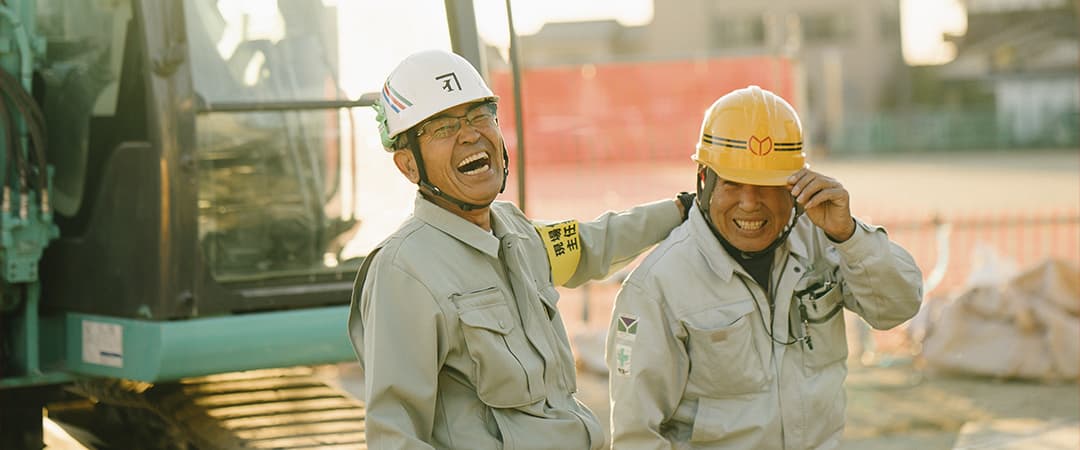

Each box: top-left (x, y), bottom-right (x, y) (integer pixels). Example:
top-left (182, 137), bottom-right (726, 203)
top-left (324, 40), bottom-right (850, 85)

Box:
top-left (675, 192), bottom-right (696, 221)
top-left (787, 168), bottom-right (855, 242)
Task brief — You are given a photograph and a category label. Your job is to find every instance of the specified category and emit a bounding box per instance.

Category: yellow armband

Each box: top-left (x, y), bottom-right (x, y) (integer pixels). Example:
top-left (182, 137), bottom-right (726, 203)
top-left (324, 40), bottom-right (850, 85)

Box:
top-left (534, 220), bottom-right (582, 286)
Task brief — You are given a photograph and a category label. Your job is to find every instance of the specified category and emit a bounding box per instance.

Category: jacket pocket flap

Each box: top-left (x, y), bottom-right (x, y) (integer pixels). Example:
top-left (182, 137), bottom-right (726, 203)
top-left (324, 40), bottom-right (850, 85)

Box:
top-left (684, 299), bottom-right (755, 331)
top-left (454, 289), bottom-right (515, 335)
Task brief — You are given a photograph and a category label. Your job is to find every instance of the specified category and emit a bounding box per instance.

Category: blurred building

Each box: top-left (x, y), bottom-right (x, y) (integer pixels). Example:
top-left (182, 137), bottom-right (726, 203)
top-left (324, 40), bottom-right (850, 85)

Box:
top-left (647, 0), bottom-right (904, 152)
top-left (518, 20), bottom-right (647, 66)
top-left (940, 0), bottom-right (1079, 148)
top-left (511, 0), bottom-right (904, 152)
top-left (498, 0), bottom-right (1077, 154)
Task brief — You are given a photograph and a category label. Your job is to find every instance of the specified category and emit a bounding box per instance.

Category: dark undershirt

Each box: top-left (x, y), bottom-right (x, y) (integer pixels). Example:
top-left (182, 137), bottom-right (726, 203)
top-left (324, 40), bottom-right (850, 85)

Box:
top-left (699, 208), bottom-right (777, 296)
top-left (718, 237), bottom-right (775, 296)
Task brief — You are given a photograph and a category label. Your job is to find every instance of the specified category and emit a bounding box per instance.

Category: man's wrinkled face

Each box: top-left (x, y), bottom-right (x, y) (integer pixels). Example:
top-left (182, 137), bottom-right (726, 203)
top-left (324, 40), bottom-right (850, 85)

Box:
top-left (709, 177), bottom-right (794, 252)
top-left (411, 102), bottom-right (504, 206)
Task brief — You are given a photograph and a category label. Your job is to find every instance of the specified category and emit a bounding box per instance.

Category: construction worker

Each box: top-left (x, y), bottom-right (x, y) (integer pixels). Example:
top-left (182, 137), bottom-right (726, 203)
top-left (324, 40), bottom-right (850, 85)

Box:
top-left (348, 49), bottom-right (695, 449)
top-left (606, 86), bottom-right (922, 449)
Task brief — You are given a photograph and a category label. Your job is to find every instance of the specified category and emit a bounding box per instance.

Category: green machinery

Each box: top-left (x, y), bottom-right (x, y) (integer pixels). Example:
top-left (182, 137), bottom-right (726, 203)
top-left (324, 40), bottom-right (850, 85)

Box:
top-left (0, 0), bottom-right (490, 447)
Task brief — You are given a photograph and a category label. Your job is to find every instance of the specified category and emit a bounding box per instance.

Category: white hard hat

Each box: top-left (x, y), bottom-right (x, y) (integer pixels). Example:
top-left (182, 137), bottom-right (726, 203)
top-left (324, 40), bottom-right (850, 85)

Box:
top-left (377, 50), bottom-right (498, 150)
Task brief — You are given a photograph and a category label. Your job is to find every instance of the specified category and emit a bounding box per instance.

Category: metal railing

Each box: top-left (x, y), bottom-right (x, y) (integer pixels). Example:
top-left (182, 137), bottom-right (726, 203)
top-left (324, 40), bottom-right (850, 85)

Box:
top-left (833, 109), bottom-right (1080, 154)
top-left (873, 208), bottom-right (1080, 298)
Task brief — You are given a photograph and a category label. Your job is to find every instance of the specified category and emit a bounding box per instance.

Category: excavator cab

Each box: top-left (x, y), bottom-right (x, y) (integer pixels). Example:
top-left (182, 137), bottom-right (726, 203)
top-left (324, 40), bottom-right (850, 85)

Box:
top-left (43, 0), bottom-right (402, 319)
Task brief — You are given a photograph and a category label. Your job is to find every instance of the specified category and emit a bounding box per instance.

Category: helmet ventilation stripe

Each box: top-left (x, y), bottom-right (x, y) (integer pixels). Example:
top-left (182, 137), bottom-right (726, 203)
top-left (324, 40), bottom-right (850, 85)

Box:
top-left (386, 84), bottom-right (413, 107)
top-left (382, 83), bottom-right (409, 111)
top-left (702, 134), bottom-right (747, 148)
top-left (381, 88), bottom-right (400, 113)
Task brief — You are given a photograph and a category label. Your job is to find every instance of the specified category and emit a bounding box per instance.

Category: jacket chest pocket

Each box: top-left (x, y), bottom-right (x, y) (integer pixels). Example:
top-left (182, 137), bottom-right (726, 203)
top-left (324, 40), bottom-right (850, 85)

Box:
top-left (453, 288), bottom-right (545, 408)
top-left (683, 300), bottom-right (769, 396)
top-left (801, 284), bottom-right (848, 371)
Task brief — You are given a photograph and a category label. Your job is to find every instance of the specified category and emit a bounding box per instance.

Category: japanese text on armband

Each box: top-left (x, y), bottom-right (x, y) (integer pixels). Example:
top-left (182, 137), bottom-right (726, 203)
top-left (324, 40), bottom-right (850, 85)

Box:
top-left (534, 220), bottom-right (582, 286)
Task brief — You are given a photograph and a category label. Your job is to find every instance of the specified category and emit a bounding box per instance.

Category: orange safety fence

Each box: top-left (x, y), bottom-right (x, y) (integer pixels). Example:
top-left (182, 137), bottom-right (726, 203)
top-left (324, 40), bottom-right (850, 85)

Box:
top-left (489, 57), bottom-right (795, 167)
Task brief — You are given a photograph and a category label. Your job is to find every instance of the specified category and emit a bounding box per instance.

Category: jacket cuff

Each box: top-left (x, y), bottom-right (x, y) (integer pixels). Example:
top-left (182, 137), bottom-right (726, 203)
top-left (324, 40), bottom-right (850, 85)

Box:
top-left (829, 218), bottom-right (883, 259)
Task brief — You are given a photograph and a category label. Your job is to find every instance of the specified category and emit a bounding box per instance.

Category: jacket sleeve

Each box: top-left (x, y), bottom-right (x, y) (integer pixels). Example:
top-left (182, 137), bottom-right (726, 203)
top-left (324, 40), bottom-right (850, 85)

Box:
top-left (607, 282), bottom-right (685, 450)
top-left (352, 260), bottom-right (444, 449)
top-left (831, 219), bottom-right (924, 329)
top-left (566, 199), bottom-right (682, 288)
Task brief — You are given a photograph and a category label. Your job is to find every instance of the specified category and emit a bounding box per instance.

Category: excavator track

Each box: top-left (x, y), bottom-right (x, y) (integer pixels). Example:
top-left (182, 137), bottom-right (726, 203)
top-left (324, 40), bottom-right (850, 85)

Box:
top-left (149, 367), bottom-right (367, 449)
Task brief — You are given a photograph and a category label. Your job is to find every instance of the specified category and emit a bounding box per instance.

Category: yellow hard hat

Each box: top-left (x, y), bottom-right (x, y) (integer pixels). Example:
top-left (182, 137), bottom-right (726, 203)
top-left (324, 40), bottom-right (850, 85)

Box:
top-left (692, 85), bottom-right (805, 186)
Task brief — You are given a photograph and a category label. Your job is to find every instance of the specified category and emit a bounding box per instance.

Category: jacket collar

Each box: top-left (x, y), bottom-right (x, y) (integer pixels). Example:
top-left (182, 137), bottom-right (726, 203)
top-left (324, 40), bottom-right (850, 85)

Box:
top-left (785, 216), bottom-right (810, 260)
top-left (413, 193), bottom-right (501, 258)
top-left (689, 205), bottom-right (810, 279)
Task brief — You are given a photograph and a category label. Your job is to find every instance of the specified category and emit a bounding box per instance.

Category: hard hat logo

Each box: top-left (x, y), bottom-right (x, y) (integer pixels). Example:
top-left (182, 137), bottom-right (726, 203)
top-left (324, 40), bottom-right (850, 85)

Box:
top-left (749, 136), bottom-right (773, 156)
top-left (436, 72), bottom-right (462, 92)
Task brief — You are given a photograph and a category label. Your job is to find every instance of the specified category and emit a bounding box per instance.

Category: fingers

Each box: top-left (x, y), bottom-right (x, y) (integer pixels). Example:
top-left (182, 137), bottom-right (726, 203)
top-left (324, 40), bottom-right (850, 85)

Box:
top-left (787, 169), bottom-right (854, 240)
top-left (789, 171), bottom-right (843, 206)
top-left (802, 186), bottom-right (848, 210)
top-left (787, 168), bottom-right (817, 199)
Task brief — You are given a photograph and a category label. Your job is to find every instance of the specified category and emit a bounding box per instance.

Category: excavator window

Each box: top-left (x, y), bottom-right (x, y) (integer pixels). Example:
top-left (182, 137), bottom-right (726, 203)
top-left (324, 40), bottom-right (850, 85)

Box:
top-left (184, 0), bottom-right (453, 281)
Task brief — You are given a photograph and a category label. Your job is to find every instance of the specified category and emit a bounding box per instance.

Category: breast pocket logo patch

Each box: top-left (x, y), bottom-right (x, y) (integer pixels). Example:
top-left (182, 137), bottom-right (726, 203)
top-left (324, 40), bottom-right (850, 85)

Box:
top-left (616, 313), bottom-right (639, 341)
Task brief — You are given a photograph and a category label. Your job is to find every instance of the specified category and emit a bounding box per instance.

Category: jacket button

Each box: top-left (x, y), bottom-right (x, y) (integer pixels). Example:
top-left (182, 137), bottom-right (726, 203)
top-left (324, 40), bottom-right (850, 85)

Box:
top-left (794, 267), bottom-right (801, 273)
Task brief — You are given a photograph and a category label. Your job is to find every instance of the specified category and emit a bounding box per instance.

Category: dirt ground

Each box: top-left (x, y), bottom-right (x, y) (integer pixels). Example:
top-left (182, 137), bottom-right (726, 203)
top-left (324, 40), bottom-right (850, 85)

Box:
top-left (326, 349), bottom-right (1078, 449)
top-left (567, 357), bottom-right (1079, 449)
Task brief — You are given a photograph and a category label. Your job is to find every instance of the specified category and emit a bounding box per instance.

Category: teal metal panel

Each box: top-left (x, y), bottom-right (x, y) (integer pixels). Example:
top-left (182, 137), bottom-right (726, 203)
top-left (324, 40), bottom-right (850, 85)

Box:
top-left (0, 371), bottom-right (73, 388)
top-left (65, 306), bottom-right (354, 382)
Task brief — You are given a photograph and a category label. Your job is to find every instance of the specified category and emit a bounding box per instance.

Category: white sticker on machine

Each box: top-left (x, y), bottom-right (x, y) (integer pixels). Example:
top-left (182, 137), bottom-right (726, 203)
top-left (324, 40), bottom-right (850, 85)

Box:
top-left (82, 320), bottom-right (123, 368)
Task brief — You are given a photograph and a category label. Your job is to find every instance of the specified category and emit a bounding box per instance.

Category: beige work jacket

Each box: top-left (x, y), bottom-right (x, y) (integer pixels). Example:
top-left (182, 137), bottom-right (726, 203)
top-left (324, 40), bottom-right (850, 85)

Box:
top-left (350, 194), bottom-right (681, 449)
top-left (607, 206), bottom-right (922, 449)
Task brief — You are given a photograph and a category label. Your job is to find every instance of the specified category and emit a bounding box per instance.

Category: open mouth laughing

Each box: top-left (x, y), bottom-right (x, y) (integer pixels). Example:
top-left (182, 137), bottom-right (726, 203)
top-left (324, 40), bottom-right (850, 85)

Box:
top-left (457, 151), bottom-right (491, 175)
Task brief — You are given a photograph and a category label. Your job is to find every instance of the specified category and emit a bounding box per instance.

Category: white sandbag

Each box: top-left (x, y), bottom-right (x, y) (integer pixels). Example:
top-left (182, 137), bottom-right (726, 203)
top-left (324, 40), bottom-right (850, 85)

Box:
top-left (918, 259), bottom-right (1079, 380)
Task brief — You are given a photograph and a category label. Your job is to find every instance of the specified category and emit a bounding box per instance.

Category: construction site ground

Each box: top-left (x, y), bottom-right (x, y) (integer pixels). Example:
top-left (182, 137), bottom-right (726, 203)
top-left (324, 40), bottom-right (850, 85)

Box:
top-left (572, 361), bottom-right (1080, 449)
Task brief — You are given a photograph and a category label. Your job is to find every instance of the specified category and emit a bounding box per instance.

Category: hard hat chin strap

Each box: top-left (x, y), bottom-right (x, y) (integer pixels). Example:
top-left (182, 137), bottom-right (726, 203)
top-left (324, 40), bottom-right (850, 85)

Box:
top-left (408, 134), bottom-right (509, 212)
top-left (696, 167), bottom-right (803, 260)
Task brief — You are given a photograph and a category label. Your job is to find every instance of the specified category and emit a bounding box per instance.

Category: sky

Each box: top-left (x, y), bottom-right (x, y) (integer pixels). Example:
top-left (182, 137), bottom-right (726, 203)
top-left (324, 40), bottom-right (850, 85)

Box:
top-left (900, 0), bottom-right (968, 66)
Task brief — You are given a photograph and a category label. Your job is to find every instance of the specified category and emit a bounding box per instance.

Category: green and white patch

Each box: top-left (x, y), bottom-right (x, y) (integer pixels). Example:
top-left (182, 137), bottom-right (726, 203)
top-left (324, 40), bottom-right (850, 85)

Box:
top-left (614, 343), bottom-right (633, 376)
top-left (616, 313), bottom-right (639, 341)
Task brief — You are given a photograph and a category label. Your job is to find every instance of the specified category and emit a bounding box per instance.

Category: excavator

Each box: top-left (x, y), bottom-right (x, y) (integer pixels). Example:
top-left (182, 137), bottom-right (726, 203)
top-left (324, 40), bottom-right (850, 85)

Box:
top-left (0, 1), bottom-right (498, 448)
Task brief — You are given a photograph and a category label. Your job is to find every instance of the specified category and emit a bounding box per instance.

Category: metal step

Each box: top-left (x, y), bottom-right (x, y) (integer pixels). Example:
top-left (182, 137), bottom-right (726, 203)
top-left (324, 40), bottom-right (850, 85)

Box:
top-left (150, 367), bottom-right (367, 449)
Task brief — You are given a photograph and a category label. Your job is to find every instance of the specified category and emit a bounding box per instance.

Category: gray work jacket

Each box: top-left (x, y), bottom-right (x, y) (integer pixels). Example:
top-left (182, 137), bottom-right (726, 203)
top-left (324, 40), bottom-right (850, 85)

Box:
top-left (351, 194), bottom-right (681, 449)
top-left (607, 205), bottom-right (922, 449)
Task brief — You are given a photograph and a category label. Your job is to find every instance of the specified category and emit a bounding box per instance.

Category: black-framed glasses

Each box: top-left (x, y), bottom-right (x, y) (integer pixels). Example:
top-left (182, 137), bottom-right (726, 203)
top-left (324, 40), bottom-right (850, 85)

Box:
top-left (416, 102), bottom-right (498, 141)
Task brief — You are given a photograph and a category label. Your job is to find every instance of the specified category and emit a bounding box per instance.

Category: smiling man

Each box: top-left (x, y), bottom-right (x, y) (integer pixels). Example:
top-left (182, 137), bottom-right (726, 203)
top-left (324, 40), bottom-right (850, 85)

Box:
top-left (347, 50), bottom-right (693, 449)
top-left (606, 86), bottom-right (923, 449)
